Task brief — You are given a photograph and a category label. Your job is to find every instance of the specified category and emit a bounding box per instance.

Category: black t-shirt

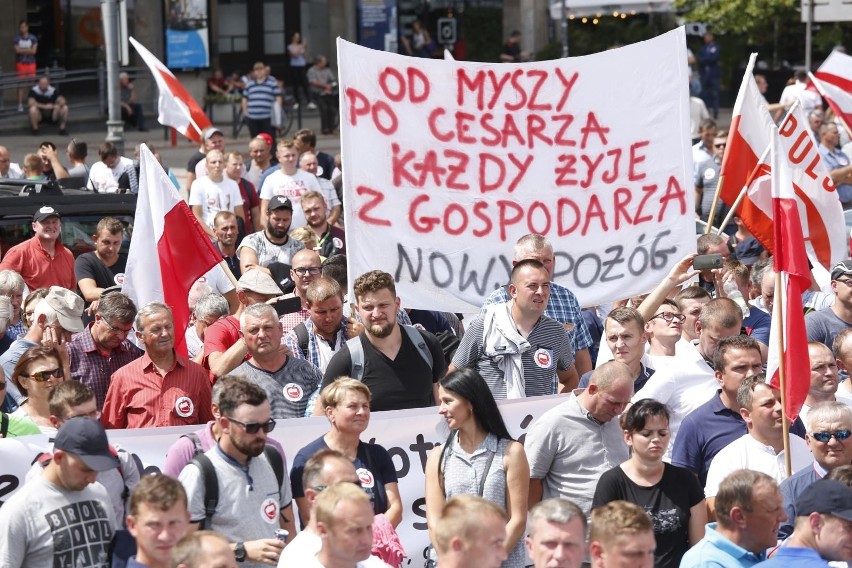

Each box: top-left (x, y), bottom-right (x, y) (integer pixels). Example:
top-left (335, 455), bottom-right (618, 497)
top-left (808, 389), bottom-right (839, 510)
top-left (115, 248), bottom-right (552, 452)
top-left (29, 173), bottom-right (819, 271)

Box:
top-left (322, 327), bottom-right (446, 412)
top-left (186, 150), bottom-right (205, 173)
top-left (592, 463), bottom-right (704, 568)
top-left (75, 252), bottom-right (127, 321)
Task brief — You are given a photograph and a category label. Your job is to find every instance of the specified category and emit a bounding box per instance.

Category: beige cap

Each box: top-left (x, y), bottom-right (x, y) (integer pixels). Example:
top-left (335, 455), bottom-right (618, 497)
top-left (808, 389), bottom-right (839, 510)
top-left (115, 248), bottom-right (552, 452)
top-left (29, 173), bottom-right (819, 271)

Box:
top-left (44, 286), bottom-right (84, 333)
top-left (237, 270), bottom-right (282, 295)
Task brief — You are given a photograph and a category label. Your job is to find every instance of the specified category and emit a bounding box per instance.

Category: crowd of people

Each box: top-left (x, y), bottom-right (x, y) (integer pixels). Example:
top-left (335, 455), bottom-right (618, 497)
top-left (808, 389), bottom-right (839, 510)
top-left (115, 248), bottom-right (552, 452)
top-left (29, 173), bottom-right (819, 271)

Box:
top-left (3, 34), bottom-right (852, 568)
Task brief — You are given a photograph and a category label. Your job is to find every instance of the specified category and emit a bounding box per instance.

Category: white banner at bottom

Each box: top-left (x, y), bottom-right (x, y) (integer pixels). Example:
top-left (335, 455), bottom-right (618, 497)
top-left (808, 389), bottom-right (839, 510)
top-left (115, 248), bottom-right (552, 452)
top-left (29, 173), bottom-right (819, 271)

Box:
top-left (0, 394), bottom-right (567, 566)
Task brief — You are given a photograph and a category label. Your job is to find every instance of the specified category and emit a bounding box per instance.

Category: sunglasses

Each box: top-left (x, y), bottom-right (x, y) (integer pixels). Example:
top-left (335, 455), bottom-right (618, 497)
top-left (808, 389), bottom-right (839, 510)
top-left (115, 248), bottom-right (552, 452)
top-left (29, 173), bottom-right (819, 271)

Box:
top-left (811, 430), bottom-right (852, 443)
top-left (311, 480), bottom-right (365, 493)
top-left (26, 368), bottom-right (63, 382)
top-left (651, 312), bottom-right (686, 324)
top-left (225, 416), bottom-right (276, 434)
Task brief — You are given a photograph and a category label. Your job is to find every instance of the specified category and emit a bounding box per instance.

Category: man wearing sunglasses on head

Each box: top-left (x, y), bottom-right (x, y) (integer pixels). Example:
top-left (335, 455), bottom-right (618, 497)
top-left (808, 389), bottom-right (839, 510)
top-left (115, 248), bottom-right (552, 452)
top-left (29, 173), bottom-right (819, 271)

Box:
top-left (179, 378), bottom-right (297, 567)
top-left (778, 401), bottom-right (852, 539)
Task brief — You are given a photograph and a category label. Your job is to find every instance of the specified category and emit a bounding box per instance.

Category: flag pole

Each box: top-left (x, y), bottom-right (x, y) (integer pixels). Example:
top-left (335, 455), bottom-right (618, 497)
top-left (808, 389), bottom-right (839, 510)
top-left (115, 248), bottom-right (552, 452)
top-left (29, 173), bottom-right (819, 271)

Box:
top-left (715, 145), bottom-right (772, 235)
top-left (704, 175), bottom-right (726, 235)
top-left (217, 259), bottom-right (239, 289)
top-left (809, 72), bottom-right (852, 141)
top-left (775, 270), bottom-right (793, 477)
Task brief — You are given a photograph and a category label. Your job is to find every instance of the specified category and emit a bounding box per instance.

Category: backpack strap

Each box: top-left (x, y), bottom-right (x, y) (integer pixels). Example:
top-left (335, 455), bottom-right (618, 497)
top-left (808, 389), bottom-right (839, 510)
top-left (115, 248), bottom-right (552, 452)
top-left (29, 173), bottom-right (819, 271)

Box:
top-left (191, 454), bottom-right (219, 530)
top-left (263, 445), bottom-right (285, 491)
top-left (181, 432), bottom-right (205, 457)
top-left (401, 325), bottom-right (433, 369)
top-left (346, 335), bottom-right (365, 381)
top-left (294, 322), bottom-right (310, 358)
top-left (0, 412), bottom-right (7, 438)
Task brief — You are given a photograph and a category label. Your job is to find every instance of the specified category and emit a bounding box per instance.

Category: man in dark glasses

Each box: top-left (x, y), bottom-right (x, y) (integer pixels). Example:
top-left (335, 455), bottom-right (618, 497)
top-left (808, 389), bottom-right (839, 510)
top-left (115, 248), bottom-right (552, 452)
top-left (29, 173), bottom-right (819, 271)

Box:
top-left (179, 378), bottom-right (296, 566)
top-left (779, 401), bottom-right (852, 538)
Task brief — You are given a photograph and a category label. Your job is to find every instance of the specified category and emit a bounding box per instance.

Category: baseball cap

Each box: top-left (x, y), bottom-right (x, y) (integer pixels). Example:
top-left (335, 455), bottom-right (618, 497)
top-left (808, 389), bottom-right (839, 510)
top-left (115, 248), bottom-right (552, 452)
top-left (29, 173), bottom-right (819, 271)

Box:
top-left (256, 133), bottom-right (274, 148)
top-left (44, 286), bottom-right (85, 333)
top-left (203, 126), bottom-right (224, 140)
top-left (33, 205), bottom-right (61, 223)
top-left (733, 238), bottom-right (765, 266)
top-left (796, 479), bottom-right (852, 521)
top-left (54, 417), bottom-right (120, 472)
top-left (237, 269), bottom-right (283, 295)
top-left (831, 261), bottom-right (852, 281)
top-left (268, 195), bottom-right (293, 212)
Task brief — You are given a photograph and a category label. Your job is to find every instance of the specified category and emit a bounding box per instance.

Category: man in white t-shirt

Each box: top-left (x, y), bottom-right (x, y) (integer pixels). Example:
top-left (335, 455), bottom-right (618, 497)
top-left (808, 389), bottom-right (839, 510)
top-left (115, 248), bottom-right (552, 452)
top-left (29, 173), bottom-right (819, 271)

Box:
top-left (259, 140), bottom-right (321, 230)
top-left (278, 450), bottom-right (387, 567)
top-left (189, 149), bottom-right (245, 238)
top-left (87, 141), bottom-right (137, 193)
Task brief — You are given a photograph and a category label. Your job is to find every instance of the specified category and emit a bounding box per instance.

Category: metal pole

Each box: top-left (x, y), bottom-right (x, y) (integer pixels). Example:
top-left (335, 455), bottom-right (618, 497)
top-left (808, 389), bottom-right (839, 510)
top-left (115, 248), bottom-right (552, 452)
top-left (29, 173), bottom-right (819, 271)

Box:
top-left (805, 0), bottom-right (813, 71)
top-left (561, 0), bottom-right (569, 57)
top-left (101, 0), bottom-right (125, 155)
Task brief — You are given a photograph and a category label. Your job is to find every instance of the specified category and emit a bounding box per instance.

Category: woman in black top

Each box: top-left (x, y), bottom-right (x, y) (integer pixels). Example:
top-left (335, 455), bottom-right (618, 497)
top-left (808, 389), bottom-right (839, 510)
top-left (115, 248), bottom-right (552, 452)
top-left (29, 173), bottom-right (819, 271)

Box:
top-left (592, 399), bottom-right (706, 568)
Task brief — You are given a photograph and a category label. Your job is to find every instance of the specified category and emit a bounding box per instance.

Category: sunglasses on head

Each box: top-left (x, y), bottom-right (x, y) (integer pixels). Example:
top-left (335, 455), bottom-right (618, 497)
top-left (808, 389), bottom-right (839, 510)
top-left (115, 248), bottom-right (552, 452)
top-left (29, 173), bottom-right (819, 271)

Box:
top-left (811, 430), bottom-right (852, 443)
top-left (225, 416), bottom-right (276, 434)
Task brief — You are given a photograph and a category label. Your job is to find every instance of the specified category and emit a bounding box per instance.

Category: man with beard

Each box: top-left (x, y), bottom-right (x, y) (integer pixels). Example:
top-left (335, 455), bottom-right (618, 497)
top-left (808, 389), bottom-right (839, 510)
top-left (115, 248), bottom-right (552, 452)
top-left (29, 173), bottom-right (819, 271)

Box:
top-left (299, 190), bottom-right (345, 258)
top-left (319, 270), bottom-right (446, 412)
top-left (238, 196), bottom-right (305, 277)
top-left (179, 379), bottom-right (295, 567)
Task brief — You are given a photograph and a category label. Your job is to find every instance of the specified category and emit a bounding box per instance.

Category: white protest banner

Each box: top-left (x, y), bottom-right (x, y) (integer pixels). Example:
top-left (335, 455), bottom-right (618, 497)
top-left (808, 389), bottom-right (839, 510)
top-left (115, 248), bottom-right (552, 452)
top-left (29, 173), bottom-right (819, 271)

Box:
top-left (0, 394), bottom-right (566, 565)
top-left (339, 29), bottom-right (694, 312)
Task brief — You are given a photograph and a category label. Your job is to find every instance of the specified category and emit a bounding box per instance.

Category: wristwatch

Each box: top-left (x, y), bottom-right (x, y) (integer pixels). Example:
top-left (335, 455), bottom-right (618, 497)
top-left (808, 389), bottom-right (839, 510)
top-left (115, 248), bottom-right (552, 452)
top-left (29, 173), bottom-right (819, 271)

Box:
top-left (234, 542), bottom-right (246, 563)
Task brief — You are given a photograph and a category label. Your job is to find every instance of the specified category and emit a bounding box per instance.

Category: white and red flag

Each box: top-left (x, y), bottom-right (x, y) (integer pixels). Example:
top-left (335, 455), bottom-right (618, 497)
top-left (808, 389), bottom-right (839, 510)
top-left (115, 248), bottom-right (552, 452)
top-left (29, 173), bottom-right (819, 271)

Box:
top-left (812, 50), bottom-right (852, 132)
top-left (718, 54), bottom-right (775, 243)
top-left (121, 145), bottom-right (223, 356)
top-left (766, 126), bottom-right (811, 422)
top-left (129, 37), bottom-right (211, 144)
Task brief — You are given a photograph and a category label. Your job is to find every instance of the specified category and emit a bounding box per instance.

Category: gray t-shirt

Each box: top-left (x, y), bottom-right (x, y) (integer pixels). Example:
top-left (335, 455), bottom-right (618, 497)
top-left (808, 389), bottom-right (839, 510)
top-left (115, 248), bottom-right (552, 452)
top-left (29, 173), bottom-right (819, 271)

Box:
top-left (805, 307), bottom-right (851, 350)
top-left (179, 445), bottom-right (293, 568)
top-left (234, 357), bottom-right (323, 418)
top-left (237, 231), bottom-right (305, 268)
top-left (451, 312), bottom-right (574, 399)
top-left (524, 392), bottom-right (628, 518)
top-left (0, 475), bottom-right (115, 568)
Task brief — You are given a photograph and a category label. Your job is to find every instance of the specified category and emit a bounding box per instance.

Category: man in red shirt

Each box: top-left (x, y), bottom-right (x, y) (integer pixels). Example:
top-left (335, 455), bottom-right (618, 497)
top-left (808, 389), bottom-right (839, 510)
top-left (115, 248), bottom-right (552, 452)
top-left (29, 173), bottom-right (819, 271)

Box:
top-left (0, 205), bottom-right (75, 290)
top-left (102, 302), bottom-right (213, 429)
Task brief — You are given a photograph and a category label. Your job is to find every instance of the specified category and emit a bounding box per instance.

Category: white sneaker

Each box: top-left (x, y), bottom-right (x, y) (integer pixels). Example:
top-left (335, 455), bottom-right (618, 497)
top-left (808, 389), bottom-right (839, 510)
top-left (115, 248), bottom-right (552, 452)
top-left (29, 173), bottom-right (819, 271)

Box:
top-left (307, 102), bottom-right (317, 110)
top-left (292, 103), bottom-right (299, 110)
top-left (17, 104), bottom-right (23, 112)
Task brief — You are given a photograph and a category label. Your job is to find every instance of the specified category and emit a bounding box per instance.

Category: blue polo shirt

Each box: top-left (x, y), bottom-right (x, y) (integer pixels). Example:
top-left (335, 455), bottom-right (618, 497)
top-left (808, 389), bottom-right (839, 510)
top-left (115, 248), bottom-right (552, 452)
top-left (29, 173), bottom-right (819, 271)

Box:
top-left (779, 463), bottom-right (823, 539)
top-left (672, 391), bottom-right (807, 486)
top-left (680, 523), bottom-right (765, 568)
top-left (754, 546), bottom-right (830, 568)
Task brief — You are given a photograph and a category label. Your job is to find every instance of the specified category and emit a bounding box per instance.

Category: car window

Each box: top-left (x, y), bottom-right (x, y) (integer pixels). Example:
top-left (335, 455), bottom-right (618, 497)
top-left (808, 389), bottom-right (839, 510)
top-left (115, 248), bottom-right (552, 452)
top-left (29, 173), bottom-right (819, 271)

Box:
top-left (0, 215), bottom-right (133, 258)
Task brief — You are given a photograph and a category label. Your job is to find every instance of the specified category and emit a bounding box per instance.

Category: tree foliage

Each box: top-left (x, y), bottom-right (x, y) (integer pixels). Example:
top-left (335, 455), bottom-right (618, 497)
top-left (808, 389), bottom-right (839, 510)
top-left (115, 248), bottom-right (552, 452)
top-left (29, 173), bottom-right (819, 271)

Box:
top-left (674, 0), bottom-right (798, 43)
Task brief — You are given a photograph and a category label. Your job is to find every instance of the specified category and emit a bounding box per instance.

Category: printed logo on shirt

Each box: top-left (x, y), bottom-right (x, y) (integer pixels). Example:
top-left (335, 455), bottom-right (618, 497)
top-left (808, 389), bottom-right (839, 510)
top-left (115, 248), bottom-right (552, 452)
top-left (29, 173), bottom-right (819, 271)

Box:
top-left (260, 497), bottom-right (279, 524)
top-left (45, 500), bottom-right (113, 567)
top-left (207, 198), bottom-right (217, 206)
top-left (356, 467), bottom-right (375, 488)
top-left (534, 348), bottom-right (553, 369)
top-left (113, 273), bottom-right (125, 286)
top-left (196, 276), bottom-right (207, 284)
top-left (175, 397), bottom-right (194, 417)
top-left (332, 237), bottom-right (344, 249)
top-left (703, 167), bottom-right (717, 180)
top-left (283, 383), bottom-right (303, 402)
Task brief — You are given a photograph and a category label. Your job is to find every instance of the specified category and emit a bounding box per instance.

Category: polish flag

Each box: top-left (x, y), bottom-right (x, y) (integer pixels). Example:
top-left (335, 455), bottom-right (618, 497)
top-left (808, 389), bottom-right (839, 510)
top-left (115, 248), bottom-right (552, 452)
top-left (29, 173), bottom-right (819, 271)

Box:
top-left (738, 103), bottom-right (845, 269)
top-left (766, 126), bottom-right (811, 422)
top-left (129, 37), bottom-right (211, 144)
top-left (121, 145), bottom-right (223, 356)
top-left (813, 50), bottom-right (852, 131)
top-left (718, 53), bottom-right (775, 238)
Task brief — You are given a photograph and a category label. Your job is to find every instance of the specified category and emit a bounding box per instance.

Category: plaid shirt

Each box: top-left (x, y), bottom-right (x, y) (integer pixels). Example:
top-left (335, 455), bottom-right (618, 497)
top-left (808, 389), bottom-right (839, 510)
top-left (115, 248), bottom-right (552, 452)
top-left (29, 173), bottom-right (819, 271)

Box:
top-left (480, 282), bottom-right (593, 352)
top-left (283, 317), bottom-right (348, 372)
top-left (68, 325), bottom-right (144, 409)
top-left (279, 308), bottom-right (310, 336)
top-left (5, 320), bottom-right (25, 341)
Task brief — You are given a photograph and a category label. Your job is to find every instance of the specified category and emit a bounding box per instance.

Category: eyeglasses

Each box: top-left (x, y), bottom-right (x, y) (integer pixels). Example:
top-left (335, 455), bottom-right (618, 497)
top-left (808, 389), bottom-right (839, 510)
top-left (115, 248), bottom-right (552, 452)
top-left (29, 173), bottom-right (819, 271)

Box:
top-left (835, 279), bottom-right (852, 287)
top-left (311, 480), bottom-right (365, 493)
top-left (26, 368), bottom-right (63, 382)
top-left (225, 416), bottom-right (276, 434)
top-left (650, 312), bottom-right (686, 324)
top-left (714, 143), bottom-right (727, 149)
top-left (292, 267), bottom-right (322, 277)
top-left (101, 318), bottom-right (134, 337)
top-left (58, 409), bottom-right (102, 421)
top-left (811, 430), bottom-right (852, 443)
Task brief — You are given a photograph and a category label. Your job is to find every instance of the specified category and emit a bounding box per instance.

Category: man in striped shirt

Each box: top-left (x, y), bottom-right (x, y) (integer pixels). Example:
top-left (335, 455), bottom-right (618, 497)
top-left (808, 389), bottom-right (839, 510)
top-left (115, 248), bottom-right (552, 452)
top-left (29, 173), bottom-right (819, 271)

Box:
top-left (241, 61), bottom-right (282, 139)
